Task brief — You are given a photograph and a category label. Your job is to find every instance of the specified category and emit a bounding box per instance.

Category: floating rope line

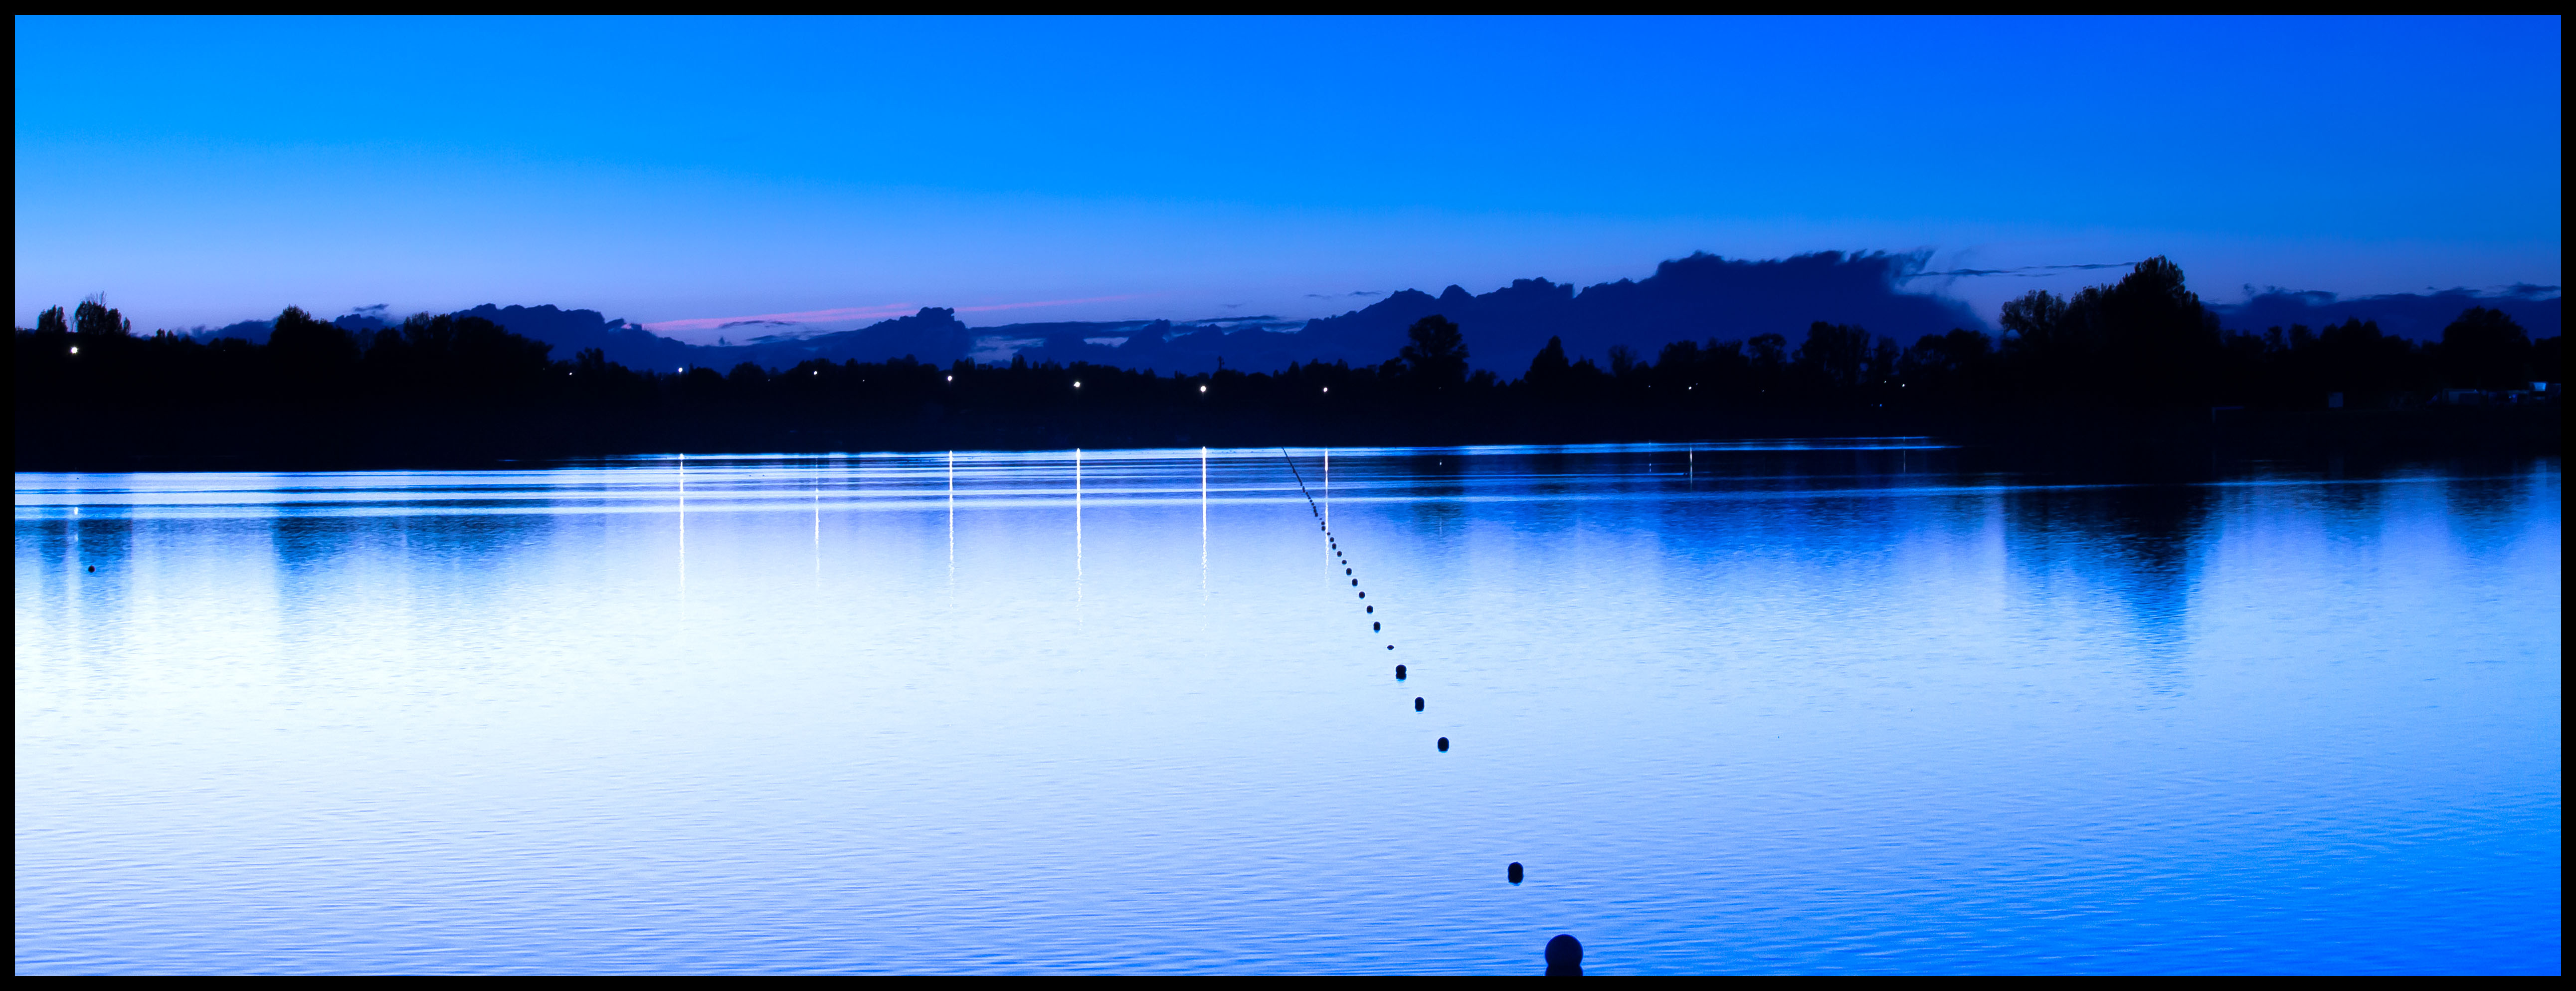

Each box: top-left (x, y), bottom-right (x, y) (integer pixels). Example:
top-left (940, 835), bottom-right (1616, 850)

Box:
top-left (1282, 447), bottom-right (1519, 886)
top-left (1283, 455), bottom-right (1432, 713)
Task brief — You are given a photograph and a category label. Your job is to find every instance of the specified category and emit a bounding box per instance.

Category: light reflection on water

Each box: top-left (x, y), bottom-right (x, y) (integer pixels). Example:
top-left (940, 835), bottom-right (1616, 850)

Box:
top-left (14, 443), bottom-right (2561, 974)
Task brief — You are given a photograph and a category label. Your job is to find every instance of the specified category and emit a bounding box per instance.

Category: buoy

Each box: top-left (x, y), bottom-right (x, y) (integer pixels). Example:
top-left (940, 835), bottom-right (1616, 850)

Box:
top-left (1545, 935), bottom-right (1583, 977)
top-left (87, 566), bottom-right (95, 573)
top-left (1437, 737), bottom-right (1449, 752)
top-left (1395, 664), bottom-right (1406, 679)
top-left (1414, 697), bottom-right (1424, 711)
top-left (1366, 605), bottom-right (1373, 613)
top-left (1345, 568), bottom-right (1352, 575)
top-left (1387, 645), bottom-right (1394, 650)
top-left (1350, 579), bottom-right (1357, 586)
top-left (1508, 862), bottom-right (1524, 884)
top-left (1372, 621), bottom-right (1380, 631)
top-left (1358, 591), bottom-right (1365, 598)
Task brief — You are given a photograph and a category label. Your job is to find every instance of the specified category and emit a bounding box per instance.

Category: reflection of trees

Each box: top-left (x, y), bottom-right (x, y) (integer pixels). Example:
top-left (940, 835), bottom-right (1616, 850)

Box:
top-left (2005, 482), bottom-right (2213, 694)
top-left (267, 509), bottom-right (557, 647)
top-left (26, 513), bottom-right (134, 632)
top-left (2440, 465), bottom-right (2545, 557)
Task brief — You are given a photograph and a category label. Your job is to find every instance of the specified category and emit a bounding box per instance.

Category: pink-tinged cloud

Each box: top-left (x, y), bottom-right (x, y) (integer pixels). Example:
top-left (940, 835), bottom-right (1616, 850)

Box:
top-left (641, 294), bottom-right (1153, 334)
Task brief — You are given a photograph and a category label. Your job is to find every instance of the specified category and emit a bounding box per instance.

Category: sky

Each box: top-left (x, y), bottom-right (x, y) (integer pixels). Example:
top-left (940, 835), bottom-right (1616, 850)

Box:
top-left (13, 15), bottom-right (2563, 342)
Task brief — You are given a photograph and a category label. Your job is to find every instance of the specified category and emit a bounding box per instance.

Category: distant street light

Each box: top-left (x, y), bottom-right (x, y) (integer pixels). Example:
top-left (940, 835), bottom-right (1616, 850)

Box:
top-left (1200, 385), bottom-right (1208, 393)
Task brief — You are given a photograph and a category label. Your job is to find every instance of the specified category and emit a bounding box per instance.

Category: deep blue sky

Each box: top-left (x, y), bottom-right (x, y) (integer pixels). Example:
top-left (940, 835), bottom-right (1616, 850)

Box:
top-left (14, 15), bottom-right (2562, 340)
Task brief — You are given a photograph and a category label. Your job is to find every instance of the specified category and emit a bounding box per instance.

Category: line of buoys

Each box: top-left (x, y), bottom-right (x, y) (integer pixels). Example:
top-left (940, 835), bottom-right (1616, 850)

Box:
top-left (1288, 452), bottom-right (1539, 923)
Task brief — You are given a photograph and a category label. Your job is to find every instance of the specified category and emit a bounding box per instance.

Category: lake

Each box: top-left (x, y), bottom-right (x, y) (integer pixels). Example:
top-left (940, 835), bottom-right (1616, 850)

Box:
top-left (13, 442), bottom-right (2562, 974)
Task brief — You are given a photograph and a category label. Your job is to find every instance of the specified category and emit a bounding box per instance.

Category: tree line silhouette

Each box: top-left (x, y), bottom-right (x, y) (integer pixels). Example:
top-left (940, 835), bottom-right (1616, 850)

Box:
top-left (14, 259), bottom-right (2560, 468)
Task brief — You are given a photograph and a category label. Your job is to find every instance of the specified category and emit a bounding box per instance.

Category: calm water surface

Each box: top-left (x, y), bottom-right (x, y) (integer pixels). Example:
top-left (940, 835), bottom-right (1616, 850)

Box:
top-left (15, 443), bottom-right (2562, 974)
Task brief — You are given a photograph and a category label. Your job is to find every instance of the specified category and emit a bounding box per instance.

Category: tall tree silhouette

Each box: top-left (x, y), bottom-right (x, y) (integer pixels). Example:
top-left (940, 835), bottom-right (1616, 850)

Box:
top-left (1999, 289), bottom-right (2073, 374)
top-left (2091, 256), bottom-right (2221, 404)
top-left (1523, 335), bottom-right (1572, 399)
top-left (1995, 257), bottom-right (2220, 405)
top-left (2441, 307), bottom-right (2533, 390)
top-left (267, 305), bottom-right (361, 394)
top-left (72, 296), bottom-right (129, 338)
top-left (1399, 314), bottom-right (1470, 392)
top-left (1795, 321), bottom-right (1878, 390)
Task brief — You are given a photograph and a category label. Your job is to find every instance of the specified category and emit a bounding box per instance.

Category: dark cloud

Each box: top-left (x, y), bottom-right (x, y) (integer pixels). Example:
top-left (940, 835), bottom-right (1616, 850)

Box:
top-left (1291, 250), bottom-right (1983, 374)
top-left (332, 305), bottom-right (395, 332)
top-left (959, 251), bottom-right (1981, 375)
top-left (2212, 285), bottom-right (2561, 341)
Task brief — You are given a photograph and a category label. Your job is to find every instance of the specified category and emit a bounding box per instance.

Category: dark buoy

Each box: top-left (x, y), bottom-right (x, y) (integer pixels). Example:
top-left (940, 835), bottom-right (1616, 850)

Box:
top-left (88, 566), bottom-right (95, 573)
top-left (1437, 737), bottom-right (1449, 752)
top-left (1373, 621), bottom-right (1380, 631)
top-left (1414, 696), bottom-right (1424, 711)
top-left (1350, 579), bottom-right (1358, 586)
top-left (1507, 862), bottom-right (1524, 884)
top-left (1395, 664), bottom-right (1406, 679)
top-left (1387, 645), bottom-right (1394, 650)
top-left (1366, 605), bottom-right (1373, 613)
top-left (1345, 568), bottom-right (1351, 575)
top-left (1545, 934), bottom-right (1582, 976)
top-left (1358, 591), bottom-right (1365, 598)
